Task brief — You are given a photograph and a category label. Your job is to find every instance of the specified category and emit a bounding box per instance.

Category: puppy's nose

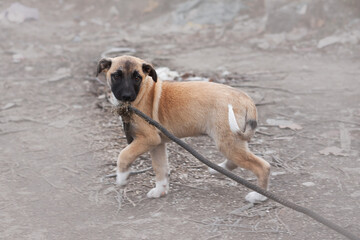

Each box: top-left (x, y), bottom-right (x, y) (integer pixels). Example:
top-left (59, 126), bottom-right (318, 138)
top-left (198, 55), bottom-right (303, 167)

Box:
top-left (121, 93), bottom-right (132, 102)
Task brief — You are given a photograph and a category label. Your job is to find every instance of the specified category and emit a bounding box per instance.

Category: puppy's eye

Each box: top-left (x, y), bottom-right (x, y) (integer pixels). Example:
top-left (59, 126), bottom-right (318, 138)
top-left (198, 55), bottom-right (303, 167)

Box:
top-left (113, 71), bottom-right (122, 78)
top-left (134, 73), bottom-right (142, 83)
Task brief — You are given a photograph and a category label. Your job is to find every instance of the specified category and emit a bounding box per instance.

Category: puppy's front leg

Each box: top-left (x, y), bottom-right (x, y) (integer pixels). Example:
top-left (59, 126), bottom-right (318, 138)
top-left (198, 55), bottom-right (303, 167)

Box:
top-left (116, 137), bottom-right (155, 186)
top-left (147, 143), bottom-right (169, 198)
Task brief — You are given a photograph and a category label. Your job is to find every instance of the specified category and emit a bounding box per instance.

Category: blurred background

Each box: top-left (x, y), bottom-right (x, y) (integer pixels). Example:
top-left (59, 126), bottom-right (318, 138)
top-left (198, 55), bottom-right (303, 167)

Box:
top-left (1, 1), bottom-right (359, 239)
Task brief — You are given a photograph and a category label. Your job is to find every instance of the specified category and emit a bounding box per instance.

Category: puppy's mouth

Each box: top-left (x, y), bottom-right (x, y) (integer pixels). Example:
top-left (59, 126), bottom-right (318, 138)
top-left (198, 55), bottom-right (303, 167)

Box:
top-left (118, 96), bottom-right (136, 103)
top-left (119, 97), bottom-right (136, 102)
top-left (109, 92), bottom-right (136, 106)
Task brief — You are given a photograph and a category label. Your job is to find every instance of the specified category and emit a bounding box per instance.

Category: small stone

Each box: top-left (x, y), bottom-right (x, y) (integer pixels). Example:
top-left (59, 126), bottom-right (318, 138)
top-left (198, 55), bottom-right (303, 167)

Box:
top-left (72, 105), bottom-right (82, 109)
top-left (90, 18), bottom-right (103, 26)
top-left (317, 36), bottom-right (340, 49)
top-left (12, 53), bottom-right (24, 63)
top-left (257, 41), bottom-right (270, 50)
top-left (221, 70), bottom-right (231, 77)
top-left (2, 102), bottom-right (16, 110)
top-left (109, 6), bottom-right (119, 17)
top-left (151, 212), bottom-right (162, 217)
top-left (4, 3), bottom-right (39, 23)
top-left (271, 171), bottom-right (286, 176)
top-left (302, 182), bottom-right (315, 187)
top-left (319, 146), bottom-right (348, 157)
top-left (296, 4), bottom-right (307, 15)
top-left (350, 191), bottom-right (360, 198)
top-left (72, 36), bottom-right (82, 42)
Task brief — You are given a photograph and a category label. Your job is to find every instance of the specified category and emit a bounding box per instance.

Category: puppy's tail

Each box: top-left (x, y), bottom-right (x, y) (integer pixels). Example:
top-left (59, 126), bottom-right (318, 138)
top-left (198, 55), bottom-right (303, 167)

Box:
top-left (228, 104), bottom-right (257, 141)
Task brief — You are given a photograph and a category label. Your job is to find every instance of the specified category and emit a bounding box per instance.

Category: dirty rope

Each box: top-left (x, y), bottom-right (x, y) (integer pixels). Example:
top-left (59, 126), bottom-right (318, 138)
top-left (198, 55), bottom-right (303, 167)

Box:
top-left (121, 105), bottom-right (359, 240)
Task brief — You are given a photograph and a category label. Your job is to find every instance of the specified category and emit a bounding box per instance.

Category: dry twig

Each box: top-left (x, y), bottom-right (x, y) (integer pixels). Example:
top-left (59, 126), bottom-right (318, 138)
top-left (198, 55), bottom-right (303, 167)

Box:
top-left (114, 189), bottom-right (123, 213)
top-left (104, 167), bottom-right (153, 179)
top-left (275, 208), bottom-right (292, 235)
top-left (256, 101), bottom-right (277, 106)
top-left (41, 175), bottom-right (63, 189)
top-left (72, 146), bottom-right (108, 157)
top-left (256, 130), bottom-right (273, 136)
top-left (289, 151), bottom-right (305, 161)
top-left (231, 84), bottom-right (297, 94)
top-left (206, 234), bottom-right (222, 240)
top-left (0, 129), bottom-right (28, 136)
top-left (123, 187), bottom-right (136, 207)
top-left (171, 182), bottom-right (208, 191)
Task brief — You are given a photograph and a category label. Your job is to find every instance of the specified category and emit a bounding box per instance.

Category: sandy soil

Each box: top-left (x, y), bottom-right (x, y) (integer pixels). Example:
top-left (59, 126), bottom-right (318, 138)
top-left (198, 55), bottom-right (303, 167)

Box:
top-left (0, 1), bottom-right (359, 239)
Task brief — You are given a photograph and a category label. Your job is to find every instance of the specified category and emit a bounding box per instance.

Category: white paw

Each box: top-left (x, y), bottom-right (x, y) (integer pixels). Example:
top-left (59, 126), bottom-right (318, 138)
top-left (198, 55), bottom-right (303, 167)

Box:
top-left (146, 179), bottom-right (169, 198)
top-left (116, 169), bottom-right (130, 186)
top-left (209, 161), bottom-right (227, 175)
top-left (245, 191), bottom-right (267, 203)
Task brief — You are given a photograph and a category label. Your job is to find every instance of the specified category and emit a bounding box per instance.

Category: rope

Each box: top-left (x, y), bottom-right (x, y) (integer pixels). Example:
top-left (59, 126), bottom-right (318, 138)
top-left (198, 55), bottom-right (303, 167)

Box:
top-left (121, 105), bottom-right (359, 240)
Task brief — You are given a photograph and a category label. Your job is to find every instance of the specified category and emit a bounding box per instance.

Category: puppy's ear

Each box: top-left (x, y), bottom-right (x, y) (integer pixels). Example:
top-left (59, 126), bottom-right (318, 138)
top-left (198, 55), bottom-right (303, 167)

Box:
top-left (96, 58), bottom-right (112, 77)
top-left (142, 63), bottom-right (157, 82)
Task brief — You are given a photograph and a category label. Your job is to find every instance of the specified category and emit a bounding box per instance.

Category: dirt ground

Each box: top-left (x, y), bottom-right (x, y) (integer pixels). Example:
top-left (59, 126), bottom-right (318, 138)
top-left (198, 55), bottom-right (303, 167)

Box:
top-left (1, 1), bottom-right (359, 239)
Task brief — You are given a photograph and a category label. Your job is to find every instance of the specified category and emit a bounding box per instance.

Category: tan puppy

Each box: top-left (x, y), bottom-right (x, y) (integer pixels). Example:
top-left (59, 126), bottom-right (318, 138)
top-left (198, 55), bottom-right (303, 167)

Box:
top-left (97, 55), bottom-right (270, 203)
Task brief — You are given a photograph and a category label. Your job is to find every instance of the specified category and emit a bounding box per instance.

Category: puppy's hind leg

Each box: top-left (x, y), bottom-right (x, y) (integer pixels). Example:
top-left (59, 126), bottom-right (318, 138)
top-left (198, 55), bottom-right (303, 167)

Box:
top-left (147, 143), bottom-right (169, 198)
top-left (218, 141), bottom-right (270, 203)
top-left (243, 151), bottom-right (270, 203)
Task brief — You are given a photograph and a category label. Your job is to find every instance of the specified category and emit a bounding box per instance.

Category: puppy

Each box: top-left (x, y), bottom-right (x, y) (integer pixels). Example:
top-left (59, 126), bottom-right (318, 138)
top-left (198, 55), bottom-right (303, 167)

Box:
top-left (97, 55), bottom-right (270, 203)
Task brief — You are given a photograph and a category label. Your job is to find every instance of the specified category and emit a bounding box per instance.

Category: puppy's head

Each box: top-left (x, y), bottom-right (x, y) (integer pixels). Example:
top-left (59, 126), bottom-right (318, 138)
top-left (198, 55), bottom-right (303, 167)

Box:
top-left (96, 55), bottom-right (157, 103)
